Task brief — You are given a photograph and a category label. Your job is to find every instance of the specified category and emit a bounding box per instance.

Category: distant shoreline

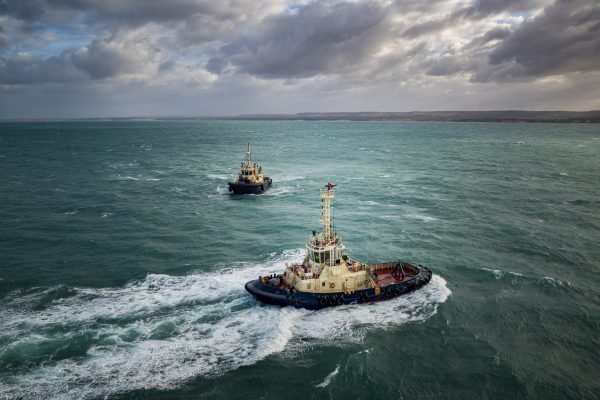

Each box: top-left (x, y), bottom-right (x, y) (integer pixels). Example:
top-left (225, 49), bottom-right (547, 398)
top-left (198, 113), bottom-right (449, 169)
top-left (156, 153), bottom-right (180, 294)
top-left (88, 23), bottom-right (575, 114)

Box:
top-left (2, 111), bottom-right (600, 123)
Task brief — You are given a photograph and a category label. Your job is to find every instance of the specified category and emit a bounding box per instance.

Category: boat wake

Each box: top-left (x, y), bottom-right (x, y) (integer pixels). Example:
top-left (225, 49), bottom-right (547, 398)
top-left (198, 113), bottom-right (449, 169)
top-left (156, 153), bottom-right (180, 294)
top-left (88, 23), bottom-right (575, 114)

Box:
top-left (0, 249), bottom-right (450, 399)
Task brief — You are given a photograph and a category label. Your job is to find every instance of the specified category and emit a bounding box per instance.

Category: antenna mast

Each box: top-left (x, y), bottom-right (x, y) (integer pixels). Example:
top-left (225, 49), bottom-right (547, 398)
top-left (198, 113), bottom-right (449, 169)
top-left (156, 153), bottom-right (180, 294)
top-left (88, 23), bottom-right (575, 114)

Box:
top-left (320, 183), bottom-right (336, 242)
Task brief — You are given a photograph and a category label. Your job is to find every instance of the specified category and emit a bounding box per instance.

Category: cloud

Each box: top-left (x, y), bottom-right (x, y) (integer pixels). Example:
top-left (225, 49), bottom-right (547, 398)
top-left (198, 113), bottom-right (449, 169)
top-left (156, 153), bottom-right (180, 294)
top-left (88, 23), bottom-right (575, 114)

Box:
top-left (474, 0), bottom-right (600, 81)
top-left (1, 0), bottom-right (599, 117)
top-left (0, 0), bottom-right (46, 21)
top-left (0, 52), bottom-right (85, 84)
top-left (206, 1), bottom-right (391, 78)
top-left (71, 39), bottom-right (141, 79)
top-left (0, 32), bottom-right (160, 84)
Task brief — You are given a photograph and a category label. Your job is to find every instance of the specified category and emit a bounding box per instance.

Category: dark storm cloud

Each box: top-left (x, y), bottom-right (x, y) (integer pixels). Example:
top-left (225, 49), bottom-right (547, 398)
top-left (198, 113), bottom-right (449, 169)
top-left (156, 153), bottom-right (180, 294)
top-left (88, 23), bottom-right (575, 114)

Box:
top-left (0, 52), bottom-right (84, 84)
top-left (481, 28), bottom-right (511, 44)
top-left (0, 0), bottom-right (46, 21)
top-left (0, 38), bottom-right (140, 83)
top-left (71, 39), bottom-right (138, 79)
top-left (0, 0), bottom-right (219, 24)
top-left (426, 56), bottom-right (468, 77)
top-left (206, 1), bottom-right (390, 79)
top-left (474, 0), bottom-right (600, 82)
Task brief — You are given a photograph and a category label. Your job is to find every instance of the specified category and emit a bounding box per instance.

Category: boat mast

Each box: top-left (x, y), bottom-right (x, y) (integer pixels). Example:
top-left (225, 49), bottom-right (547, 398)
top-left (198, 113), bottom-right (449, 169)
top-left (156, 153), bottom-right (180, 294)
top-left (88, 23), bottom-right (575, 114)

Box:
top-left (246, 143), bottom-right (252, 164)
top-left (320, 183), bottom-right (336, 265)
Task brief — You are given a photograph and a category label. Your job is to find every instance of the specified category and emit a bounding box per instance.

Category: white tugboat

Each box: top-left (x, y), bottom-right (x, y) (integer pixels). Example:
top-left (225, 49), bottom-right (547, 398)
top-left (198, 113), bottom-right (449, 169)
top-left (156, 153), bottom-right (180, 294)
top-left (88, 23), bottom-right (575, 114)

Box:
top-left (245, 183), bottom-right (432, 309)
top-left (228, 143), bottom-right (272, 194)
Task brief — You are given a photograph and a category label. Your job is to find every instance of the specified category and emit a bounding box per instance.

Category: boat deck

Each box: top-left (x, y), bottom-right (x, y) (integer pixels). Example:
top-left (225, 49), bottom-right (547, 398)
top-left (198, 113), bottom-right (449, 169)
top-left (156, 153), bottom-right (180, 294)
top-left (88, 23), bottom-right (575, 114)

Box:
top-left (371, 262), bottom-right (419, 287)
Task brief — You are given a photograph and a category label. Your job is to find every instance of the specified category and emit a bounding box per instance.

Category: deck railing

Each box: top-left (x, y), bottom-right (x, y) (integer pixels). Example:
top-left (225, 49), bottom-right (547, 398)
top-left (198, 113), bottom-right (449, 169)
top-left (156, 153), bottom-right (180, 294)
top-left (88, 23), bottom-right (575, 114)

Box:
top-left (368, 261), bottom-right (418, 275)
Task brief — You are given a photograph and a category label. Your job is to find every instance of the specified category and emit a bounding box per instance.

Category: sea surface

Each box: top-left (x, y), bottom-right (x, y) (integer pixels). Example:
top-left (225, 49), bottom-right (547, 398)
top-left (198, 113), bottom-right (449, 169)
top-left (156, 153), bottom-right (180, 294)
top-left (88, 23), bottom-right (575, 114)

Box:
top-left (0, 120), bottom-right (598, 400)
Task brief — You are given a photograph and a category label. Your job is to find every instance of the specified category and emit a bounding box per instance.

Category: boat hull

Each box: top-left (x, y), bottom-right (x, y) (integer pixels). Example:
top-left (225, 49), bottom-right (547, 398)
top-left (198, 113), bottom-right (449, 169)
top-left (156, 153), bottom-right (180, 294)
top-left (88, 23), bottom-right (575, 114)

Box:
top-left (228, 178), bottom-right (272, 194)
top-left (245, 265), bottom-right (432, 310)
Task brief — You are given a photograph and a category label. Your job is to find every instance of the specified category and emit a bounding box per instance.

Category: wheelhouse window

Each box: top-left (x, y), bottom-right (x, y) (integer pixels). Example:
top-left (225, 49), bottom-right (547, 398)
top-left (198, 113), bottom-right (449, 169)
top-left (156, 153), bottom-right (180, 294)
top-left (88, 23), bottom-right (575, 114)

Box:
top-left (311, 251), bottom-right (330, 263)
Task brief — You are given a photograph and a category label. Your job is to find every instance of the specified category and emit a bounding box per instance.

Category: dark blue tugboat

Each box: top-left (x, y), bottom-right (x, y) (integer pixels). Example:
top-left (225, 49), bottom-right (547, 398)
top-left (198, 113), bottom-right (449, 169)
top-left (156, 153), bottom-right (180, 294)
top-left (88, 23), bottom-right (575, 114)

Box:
top-left (245, 183), bottom-right (432, 309)
top-left (228, 143), bottom-right (272, 194)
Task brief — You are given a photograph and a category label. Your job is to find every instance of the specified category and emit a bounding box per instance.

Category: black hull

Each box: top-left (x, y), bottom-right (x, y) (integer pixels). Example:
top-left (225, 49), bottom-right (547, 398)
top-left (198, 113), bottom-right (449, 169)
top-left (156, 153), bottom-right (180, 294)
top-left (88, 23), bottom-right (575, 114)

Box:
top-left (228, 178), bottom-right (272, 194)
top-left (245, 265), bottom-right (432, 310)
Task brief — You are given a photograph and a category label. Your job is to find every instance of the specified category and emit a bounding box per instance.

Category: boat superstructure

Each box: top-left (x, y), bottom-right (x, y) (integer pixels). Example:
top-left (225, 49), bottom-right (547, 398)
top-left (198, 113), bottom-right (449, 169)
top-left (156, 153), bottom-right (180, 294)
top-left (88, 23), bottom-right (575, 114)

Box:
top-left (228, 143), bottom-right (272, 194)
top-left (245, 183), bottom-right (432, 309)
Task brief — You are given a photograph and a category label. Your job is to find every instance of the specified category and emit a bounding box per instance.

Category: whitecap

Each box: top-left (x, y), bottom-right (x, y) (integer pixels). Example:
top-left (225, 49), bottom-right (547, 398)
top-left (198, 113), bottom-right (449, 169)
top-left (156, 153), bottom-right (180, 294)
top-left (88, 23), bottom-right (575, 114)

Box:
top-left (207, 174), bottom-right (229, 180)
top-left (212, 186), bottom-right (230, 196)
top-left (538, 276), bottom-right (570, 288)
top-left (360, 200), bottom-right (382, 206)
top-left (277, 176), bottom-right (305, 182)
top-left (315, 365), bottom-right (340, 388)
top-left (119, 175), bottom-right (140, 181)
top-left (264, 186), bottom-right (295, 196)
top-left (480, 268), bottom-right (504, 279)
top-left (405, 213), bottom-right (437, 222)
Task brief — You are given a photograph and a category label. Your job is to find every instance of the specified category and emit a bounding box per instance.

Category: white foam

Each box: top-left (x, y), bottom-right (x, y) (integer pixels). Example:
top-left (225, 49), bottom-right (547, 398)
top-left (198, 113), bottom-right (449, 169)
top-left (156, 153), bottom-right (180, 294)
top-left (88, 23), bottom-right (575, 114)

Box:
top-left (0, 249), bottom-right (450, 400)
top-left (207, 174), bottom-right (229, 180)
top-left (315, 365), bottom-right (340, 388)
top-left (539, 276), bottom-right (570, 288)
top-left (360, 200), bottom-right (382, 206)
top-left (212, 186), bottom-right (230, 195)
top-left (405, 213), bottom-right (437, 222)
top-left (277, 176), bottom-right (305, 182)
top-left (264, 186), bottom-right (295, 196)
top-left (480, 268), bottom-right (504, 279)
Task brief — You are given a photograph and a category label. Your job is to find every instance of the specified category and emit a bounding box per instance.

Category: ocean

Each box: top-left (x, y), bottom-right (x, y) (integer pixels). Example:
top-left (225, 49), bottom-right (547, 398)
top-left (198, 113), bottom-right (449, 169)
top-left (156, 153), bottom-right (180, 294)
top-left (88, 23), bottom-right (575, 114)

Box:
top-left (0, 120), bottom-right (598, 399)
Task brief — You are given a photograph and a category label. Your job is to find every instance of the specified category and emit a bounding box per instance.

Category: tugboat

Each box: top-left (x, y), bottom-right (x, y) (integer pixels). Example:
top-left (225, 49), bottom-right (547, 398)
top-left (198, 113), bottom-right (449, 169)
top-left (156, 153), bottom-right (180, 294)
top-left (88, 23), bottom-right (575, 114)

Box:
top-left (245, 183), bottom-right (432, 309)
top-left (228, 143), bottom-right (272, 194)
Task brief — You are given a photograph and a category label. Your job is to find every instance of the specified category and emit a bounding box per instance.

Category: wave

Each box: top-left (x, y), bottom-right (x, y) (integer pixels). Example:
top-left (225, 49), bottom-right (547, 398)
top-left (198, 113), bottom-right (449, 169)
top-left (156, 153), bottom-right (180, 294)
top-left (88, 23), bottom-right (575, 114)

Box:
top-left (478, 267), bottom-right (528, 280)
top-left (405, 212), bottom-right (437, 222)
top-left (359, 200), bottom-right (382, 206)
top-left (264, 186), bottom-right (296, 196)
top-left (0, 249), bottom-right (450, 400)
top-left (476, 268), bottom-right (570, 288)
top-left (538, 276), bottom-right (570, 288)
top-left (206, 174), bottom-right (229, 181)
top-left (479, 267), bottom-right (505, 280)
top-left (277, 176), bottom-right (305, 182)
top-left (118, 175), bottom-right (140, 181)
top-left (212, 186), bottom-right (230, 196)
top-left (107, 175), bottom-right (161, 182)
top-left (315, 365), bottom-right (340, 388)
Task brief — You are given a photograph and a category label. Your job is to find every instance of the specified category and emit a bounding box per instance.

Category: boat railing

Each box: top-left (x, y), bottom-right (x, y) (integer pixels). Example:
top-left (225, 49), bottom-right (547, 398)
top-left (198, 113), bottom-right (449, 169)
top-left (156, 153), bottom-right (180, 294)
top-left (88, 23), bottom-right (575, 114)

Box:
top-left (291, 265), bottom-right (319, 280)
top-left (368, 262), bottom-right (398, 270)
top-left (369, 261), bottom-right (418, 276)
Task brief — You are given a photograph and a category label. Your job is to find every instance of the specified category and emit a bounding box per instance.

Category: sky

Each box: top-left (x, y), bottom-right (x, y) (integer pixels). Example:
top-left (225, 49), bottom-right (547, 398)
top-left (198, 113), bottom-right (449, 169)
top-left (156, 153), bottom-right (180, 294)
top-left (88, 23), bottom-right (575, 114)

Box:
top-left (0, 0), bottom-right (599, 119)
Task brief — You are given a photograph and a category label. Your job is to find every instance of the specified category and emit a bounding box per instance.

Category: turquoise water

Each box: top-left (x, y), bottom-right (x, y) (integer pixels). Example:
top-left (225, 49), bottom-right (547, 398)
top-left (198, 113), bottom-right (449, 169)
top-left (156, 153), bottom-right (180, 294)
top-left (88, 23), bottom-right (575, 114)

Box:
top-left (0, 121), bottom-right (599, 399)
